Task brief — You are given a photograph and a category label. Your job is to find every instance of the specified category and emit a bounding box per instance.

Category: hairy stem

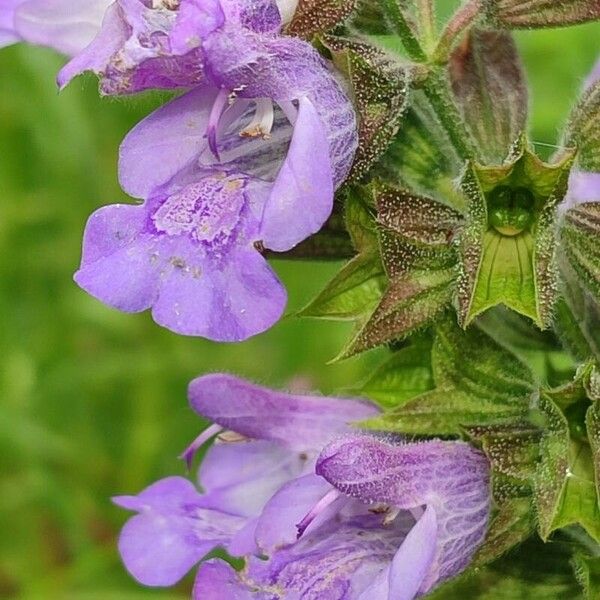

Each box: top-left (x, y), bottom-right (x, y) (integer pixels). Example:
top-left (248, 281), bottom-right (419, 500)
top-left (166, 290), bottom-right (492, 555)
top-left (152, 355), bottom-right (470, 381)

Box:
top-left (416, 0), bottom-right (437, 49)
top-left (433, 0), bottom-right (482, 64)
top-left (380, 0), bottom-right (428, 62)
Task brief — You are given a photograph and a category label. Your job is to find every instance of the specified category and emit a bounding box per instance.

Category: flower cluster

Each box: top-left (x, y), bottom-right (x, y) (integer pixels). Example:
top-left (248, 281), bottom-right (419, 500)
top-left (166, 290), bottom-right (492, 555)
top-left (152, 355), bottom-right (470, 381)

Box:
top-left (6, 0), bottom-right (600, 598)
top-left (115, 375), bottom-right (490, 598)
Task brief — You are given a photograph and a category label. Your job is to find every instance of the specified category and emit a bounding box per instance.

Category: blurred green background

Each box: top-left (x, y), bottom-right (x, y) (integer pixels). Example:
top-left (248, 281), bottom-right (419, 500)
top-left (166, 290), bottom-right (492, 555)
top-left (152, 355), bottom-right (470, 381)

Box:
top-left (0, 9), bottom-right (599, 599)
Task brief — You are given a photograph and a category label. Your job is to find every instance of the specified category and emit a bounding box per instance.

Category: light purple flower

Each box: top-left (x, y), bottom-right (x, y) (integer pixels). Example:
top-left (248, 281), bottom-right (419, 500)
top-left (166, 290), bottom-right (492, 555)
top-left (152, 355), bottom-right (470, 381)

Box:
top-left (194, 434), bottom-right (490, 600)
top-left (1, 0), bottom-right (112, 54)
top-left (115, 374), bottom-right (491, 599)
top-left (114, 373), bottom-right (379, 587)
top-left (71, 1), bottom-right (357, 340)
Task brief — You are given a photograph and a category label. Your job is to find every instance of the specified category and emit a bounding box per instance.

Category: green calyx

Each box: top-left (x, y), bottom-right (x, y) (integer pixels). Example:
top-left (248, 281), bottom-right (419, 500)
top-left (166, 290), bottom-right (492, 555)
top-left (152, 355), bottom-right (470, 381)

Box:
top-left (457, 139), bottom-right (576, 328)
top-left (487, 185), bottom-right (535, 237)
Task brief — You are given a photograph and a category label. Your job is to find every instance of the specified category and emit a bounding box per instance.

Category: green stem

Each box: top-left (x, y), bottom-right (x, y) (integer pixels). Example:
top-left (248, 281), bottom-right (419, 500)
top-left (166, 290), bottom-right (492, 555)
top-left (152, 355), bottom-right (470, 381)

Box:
top-left (416, 0), bottom-right (437, 49)
top-left (433, 0), bottom-right (482, 64)
top-left (380, 0), bottom-right (428, 62)
top-left (423, 68), bottom-right (476, 160)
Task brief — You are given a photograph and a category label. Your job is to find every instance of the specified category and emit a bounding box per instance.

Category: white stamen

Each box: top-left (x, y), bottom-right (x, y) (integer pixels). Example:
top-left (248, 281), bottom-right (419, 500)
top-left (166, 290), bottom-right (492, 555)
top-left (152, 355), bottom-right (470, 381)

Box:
top-left (275, 0), bottom-right (300, 24)
top-left (240, 98), bottom-right (275, 139)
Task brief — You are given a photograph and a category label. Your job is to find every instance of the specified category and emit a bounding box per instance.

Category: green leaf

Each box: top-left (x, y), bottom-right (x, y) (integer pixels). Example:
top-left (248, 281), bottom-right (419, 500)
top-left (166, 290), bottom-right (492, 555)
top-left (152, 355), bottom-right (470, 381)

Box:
top-left (565, 80), bottom-right (600, 171)
top-left (457, 144), bottom-right (575, 328)
top-left (285, 0), bottom-right (356, 38)
top-left (359, 336), bottom-right (434, 408)
top-left (573, 553), bottom-right (600, 599)
top-left (534, 388), bottom-right (600, 543)
top-left (561, 202), bottom-right (600, 301)
top-left (485, 0), bottom-right (600, 28)
top-left (449, 29), bottom-right (528, 165)
top-left (321, 36), bottom-right (412, 181)
top-left (362, 319), bottom-right (535, 434)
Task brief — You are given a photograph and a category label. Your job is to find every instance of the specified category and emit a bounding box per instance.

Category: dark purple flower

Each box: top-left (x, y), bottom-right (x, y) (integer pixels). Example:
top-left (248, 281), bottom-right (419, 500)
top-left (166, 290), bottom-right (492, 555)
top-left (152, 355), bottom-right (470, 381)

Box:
top-left (114, 373), bottom-right (379, 587)
top-left (1, 0), bottom-right (112, 53)
top-left (71, 1), bottom-right (357, 340)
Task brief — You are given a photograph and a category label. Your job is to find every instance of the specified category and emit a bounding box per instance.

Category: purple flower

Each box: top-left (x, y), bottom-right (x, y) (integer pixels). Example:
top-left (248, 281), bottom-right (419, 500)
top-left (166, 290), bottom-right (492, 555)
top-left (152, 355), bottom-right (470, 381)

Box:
top-left (71, 1), bottom-right (357, 340)
top-left (114, 373), bottom-right (379, 586)
top-left (115, 374), bottom-right (491, 598)
top-left (194, 435), bottom-right (490, 600)
top-left (1, 0), bottom-right (112, 54)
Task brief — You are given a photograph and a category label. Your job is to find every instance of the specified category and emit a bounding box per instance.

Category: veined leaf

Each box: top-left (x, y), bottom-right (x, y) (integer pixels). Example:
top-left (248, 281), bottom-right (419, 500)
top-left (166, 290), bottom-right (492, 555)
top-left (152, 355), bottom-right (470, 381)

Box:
top-left (286, 0), bottom-right (357, 38)
top-left (485, 0), bottom-right (600, 28)
top-left (449, 29), bottom-right (527, 165)
top-left (322, 36), bottom-right (411, 181)
top-left (362, 319), bottom-right (535, 434)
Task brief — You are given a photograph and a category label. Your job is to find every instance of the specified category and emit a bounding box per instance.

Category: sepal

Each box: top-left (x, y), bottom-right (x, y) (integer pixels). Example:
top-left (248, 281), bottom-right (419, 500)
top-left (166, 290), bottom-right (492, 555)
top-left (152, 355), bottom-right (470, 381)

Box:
top-left (338, 184), bottom-right (461, 357)
top-left (286, 0), bottom-right (356, 38)
top-left (534, 364), bottom-right (600, 543)
top-left (449, 29), bottom-right (527, 165)
top-left (299, 188), bottom-right (385, 319)
top-left (457, 140), bottom-right (576, 328)
top-left (561, 203), bottom-right (600, 303)
top-left (321, 36), bottom-right (412, 181)
top-left (484, 0), bottom-right (600, 28)
top-left (564, 80), bottom-right (600, 172)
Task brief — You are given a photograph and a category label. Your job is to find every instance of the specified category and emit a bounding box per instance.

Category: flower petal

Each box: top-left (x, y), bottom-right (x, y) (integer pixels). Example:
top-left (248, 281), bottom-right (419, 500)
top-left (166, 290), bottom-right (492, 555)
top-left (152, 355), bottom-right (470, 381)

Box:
top-left (118, 86), bottom-right (218, 199)
top-left (193, 560), bottom-right (268, 600)
top-left (254, 473), bottom-right (338, 551)
top-left (15, 0), bottom-right (112, 56)
top-left (58, 2), bottom-right (128, 88)
top-left (198, 439), bottom-right (311, 518)
top-left (114, 477), bottom-right (247, 587)
top-left (188, 374), bottom-right (380, 451)
top-left (389, 505), bottom-right (438, 600)
top-left (247, 512), bottom-right (414, 598)
top-left (317, 436), bottom-right (491, 591)
top-left (259, 96), bottom-right (334, 252)
top-left (151, 245), bottom-right (286, 340)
